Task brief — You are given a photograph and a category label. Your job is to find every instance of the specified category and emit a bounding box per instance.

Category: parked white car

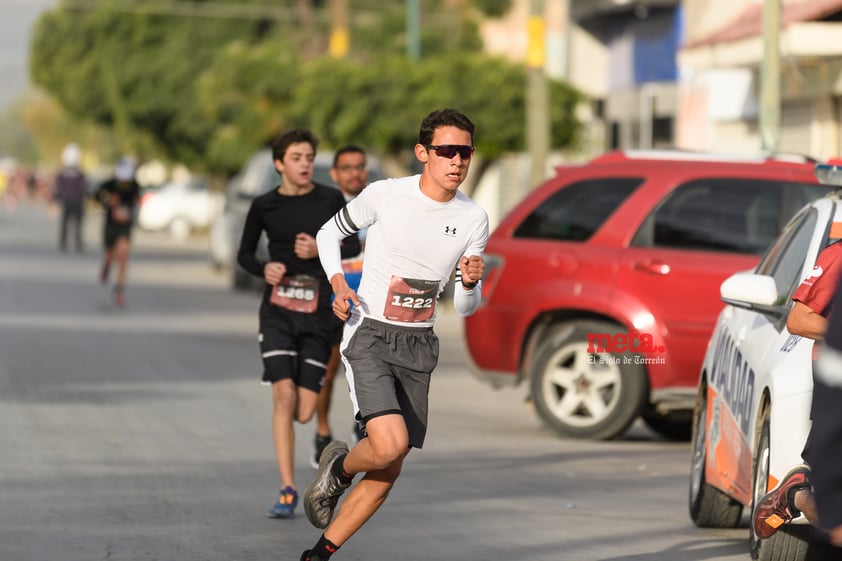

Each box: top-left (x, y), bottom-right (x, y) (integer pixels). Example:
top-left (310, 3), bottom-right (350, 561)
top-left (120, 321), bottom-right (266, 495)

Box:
top-left (138, 178), bottom-right (224, 240)
top-left (689, 164), bottom-right (842, 560)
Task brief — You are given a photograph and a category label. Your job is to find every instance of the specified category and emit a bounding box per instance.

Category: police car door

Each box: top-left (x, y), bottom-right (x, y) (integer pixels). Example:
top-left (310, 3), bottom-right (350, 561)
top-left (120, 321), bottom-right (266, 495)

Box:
top-left (757, 203), bottom-right (837, 478)
top-left (706, 207), bottom-right (822, 498)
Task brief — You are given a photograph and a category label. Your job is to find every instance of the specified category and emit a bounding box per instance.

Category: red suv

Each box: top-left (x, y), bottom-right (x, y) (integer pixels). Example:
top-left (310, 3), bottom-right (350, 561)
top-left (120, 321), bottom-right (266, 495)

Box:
top-left (465, 150), bottom-right (831, 440)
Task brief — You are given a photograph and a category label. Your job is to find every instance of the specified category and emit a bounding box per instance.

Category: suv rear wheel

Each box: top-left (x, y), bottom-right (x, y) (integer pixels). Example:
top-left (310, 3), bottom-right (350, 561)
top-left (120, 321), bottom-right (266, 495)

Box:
top-left (528, 320), bottom-right (648, 440)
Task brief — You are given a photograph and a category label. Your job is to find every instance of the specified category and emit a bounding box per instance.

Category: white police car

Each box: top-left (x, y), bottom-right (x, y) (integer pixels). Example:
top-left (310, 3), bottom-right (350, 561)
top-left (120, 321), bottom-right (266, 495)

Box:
top-left (688, 163), bottom-right (842, 561)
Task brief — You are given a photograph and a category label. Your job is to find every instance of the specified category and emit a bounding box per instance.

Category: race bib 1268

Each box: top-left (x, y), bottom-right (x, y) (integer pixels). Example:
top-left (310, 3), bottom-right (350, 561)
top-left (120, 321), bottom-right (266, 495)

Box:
top-left (270, 275), bottom-right (319, 313)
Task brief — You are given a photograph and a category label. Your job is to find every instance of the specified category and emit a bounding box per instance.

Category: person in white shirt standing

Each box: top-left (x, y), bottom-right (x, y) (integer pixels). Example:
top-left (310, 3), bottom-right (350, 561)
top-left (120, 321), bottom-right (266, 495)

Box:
top-left (299, 108), bottom-right (488, 561)
top-left (53, 143), bottom-right (89, 253)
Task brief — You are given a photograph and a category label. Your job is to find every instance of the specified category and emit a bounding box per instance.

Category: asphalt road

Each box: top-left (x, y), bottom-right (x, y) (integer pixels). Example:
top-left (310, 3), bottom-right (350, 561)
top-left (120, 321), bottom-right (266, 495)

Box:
top-left (0, 202), bottom-right (756, 561)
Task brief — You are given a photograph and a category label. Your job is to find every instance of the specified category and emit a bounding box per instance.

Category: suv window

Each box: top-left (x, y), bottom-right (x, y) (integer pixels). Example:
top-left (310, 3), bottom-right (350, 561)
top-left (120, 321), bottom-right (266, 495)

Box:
top-left (632, 179), bottom-right (827, 254)
top-left (755, 209), bottom-right (819, 303)
top-left (513, 177), bottom-right (643, 241)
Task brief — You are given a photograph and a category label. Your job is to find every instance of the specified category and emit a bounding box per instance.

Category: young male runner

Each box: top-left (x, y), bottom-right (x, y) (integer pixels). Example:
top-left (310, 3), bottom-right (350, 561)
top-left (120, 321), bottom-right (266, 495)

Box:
top-left (752, 160), bottom-right (842, 547)
top-left (301, 108), bottom-right (488, 561)
top-left (236, 129), bottom-right (360, 519)
top-left (813, 268), bottom-right (842, 547)
top-left (753, 237), bottom-right (842, 540)
top-left (95, 157), bottom-right (140, 307)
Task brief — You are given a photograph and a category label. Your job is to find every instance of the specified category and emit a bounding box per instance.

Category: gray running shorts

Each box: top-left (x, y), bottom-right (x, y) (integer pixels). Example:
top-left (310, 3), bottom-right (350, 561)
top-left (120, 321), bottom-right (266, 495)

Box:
top-left (340, 317), bottom-right (439, 449)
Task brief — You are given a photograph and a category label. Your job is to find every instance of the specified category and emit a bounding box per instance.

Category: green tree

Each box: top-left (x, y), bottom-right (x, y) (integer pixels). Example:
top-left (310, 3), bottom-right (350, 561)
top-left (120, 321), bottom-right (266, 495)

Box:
top-left (30, 1), bottom-right (278, 168)
top-left (0, 100), bottom-right (40, 165)
top-left (209, 52), bottom-right (582, 160)
top-left (196, 38), bottom-right (301, 172)
top-left (30, 0), bottom-right (581, 177)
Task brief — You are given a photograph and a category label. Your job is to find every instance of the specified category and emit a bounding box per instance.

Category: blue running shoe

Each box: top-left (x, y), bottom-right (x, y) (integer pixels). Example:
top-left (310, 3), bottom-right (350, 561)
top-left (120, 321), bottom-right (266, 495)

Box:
top-left (267, 486), bottom-right (298, 519)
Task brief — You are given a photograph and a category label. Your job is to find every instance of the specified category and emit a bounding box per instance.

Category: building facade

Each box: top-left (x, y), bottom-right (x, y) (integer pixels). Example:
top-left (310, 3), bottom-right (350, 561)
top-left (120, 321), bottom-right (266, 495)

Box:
top-left (481, 0), bottom-right (842, 160)
top-left (679, 0), bottom-right (842, 160)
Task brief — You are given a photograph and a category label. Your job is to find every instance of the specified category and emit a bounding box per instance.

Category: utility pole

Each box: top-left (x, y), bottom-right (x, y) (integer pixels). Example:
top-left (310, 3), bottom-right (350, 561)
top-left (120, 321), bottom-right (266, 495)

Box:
top-left (407, 0), bottom-right (421, 60)
top-left (544, 0), bottom-right (569, 80)
top-left (527, 0), bottom-right (550, 188)
top-left (760, 0), bottom-right (781, 153)
top-left (329, 0), bottom-right (349, 58)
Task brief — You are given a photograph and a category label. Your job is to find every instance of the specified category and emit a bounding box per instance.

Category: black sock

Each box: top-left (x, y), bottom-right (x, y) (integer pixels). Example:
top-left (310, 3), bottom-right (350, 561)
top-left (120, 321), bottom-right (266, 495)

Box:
top-left (330, 453), bottom-right (354, 485)
top-left (309, 535), bottom-right (340, 560)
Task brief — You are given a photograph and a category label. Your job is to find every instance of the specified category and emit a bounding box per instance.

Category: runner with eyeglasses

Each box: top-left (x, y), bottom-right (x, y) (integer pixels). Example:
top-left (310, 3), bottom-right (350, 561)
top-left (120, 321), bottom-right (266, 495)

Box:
top-left (311, 145), bottom-right (371, 469)
top-left (298, 108), bottom-right (489, 561)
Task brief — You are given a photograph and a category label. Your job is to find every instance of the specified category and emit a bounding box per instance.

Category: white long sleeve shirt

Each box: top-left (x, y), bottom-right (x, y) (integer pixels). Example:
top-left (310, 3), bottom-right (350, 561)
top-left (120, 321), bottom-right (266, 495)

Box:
top-left (317, 174), bottom-right (489, 327)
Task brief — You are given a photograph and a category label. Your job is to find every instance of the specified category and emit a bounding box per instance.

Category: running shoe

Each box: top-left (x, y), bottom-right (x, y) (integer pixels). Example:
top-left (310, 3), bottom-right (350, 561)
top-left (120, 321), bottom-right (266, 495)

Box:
top-left (752, 464), bottom-right (812, 539)
top-left (113, 286), bottom-right (126, 307)
top-left (310, 433), bottom-right (333, 469)
top-left (267, 486), bottom-right (298, 519)
top-left (303, 440), bottom-right (350, 529)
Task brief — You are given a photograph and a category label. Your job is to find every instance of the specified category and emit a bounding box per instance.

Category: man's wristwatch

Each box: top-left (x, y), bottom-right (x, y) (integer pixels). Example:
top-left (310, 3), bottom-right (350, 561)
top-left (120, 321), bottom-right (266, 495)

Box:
top-left (461, 279), bottom-right (478, 290)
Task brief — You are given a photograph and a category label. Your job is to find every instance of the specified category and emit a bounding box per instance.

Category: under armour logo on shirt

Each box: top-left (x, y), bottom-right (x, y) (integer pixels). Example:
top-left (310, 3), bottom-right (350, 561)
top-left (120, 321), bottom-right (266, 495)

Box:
top-left (444, 226), bottom-right (457, 236)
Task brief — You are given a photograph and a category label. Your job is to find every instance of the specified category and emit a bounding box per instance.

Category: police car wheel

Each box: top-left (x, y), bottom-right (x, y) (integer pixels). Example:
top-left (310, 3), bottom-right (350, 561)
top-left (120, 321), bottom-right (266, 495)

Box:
top-left (688, 382), bottom-right (742, 527)
top-left (750, 410), bottom-right (813, 561)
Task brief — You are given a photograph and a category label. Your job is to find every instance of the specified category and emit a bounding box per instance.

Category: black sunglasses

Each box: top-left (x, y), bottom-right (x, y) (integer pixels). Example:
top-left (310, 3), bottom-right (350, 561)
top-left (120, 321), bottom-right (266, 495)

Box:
top-left (425, 144), bottom-right (475, 160)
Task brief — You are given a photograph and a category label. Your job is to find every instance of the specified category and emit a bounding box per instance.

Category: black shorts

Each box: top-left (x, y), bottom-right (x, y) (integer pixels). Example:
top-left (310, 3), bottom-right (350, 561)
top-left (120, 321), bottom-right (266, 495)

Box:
top-left (809, 375), bottom-right (842, 528)
top-left (104, 224), bottom-right (132, 248)
top-left (259, 303), bottom-right (334, 392)
top-left (340, 316), bottom-right (439, 449)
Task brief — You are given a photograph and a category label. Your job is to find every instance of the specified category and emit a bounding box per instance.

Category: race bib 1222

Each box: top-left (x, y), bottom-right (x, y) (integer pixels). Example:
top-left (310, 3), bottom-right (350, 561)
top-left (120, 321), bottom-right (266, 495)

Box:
top-left (383, 276), bottom-right (438, 322)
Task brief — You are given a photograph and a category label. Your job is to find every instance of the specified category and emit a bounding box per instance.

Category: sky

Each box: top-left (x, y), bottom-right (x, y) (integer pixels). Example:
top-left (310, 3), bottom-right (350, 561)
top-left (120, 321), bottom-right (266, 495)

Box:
top-left (0, 0), bottom-right (58, 111)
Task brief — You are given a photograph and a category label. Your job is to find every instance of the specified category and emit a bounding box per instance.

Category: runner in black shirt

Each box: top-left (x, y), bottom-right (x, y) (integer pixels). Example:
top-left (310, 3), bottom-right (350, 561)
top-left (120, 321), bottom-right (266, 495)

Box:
top-left (237, 129), bottom-right (360, 520)
top-left (95, 157), bottom-right (140, 307)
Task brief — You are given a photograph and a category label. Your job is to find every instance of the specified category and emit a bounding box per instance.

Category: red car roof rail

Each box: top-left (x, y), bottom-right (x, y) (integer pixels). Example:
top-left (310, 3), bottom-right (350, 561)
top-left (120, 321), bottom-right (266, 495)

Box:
top-left (585, 149), bottom-right (820, 167)
top-left (761, 152), bottom-right (817, 164)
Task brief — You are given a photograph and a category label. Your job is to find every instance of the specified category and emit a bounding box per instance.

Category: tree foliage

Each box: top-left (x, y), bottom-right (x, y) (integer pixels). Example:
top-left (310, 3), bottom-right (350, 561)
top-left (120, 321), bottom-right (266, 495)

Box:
top-left (268, 53), bottom-right (582, 160)
top-left (30, 0), bottom-right (581, 177)
top-left (195, 39), bottom-right (301, 172)
top-left (30, 1), bottom-right (274, 165)
top-left (474, 0), bottom-right (513, 18)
